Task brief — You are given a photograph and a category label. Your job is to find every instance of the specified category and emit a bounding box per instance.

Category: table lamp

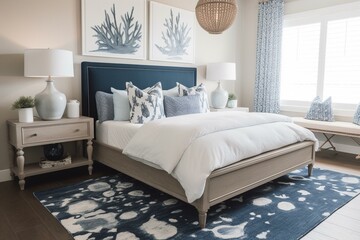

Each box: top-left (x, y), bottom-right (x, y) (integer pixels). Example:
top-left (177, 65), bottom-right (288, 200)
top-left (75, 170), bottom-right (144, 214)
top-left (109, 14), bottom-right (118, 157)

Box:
top-left (206, 62), bottom-right (236, 108)
top-left (24, 49), bottom-right (74, 120)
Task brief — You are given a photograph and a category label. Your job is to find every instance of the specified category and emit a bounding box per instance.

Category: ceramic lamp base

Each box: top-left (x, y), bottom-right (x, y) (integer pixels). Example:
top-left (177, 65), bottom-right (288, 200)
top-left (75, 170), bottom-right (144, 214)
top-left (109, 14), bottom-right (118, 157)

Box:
top-left (211, 82), bottom-right (228, 109)
top-left (35, 80), bottom-right (66, 120)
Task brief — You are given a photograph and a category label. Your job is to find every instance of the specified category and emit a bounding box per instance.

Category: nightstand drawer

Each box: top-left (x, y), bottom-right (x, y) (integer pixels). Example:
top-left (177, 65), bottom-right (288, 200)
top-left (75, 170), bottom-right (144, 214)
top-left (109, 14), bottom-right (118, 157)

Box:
top-left (22, 122), bottom-right (89, 145)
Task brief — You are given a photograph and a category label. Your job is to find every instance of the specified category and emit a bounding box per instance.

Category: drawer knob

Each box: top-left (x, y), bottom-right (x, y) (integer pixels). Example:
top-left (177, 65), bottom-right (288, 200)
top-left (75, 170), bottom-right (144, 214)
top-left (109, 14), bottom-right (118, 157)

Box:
top-left (75, 129), bottom-right (80, 132)
top-left (30, 133), bottom-right (37, 137)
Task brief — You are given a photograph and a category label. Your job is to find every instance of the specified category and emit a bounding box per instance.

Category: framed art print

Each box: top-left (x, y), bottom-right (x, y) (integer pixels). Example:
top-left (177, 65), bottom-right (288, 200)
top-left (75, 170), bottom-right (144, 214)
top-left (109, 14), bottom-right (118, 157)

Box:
top-left (149, 2), bottom-right (195, 63)
top-left (82, 0), bottom-right (146, 60)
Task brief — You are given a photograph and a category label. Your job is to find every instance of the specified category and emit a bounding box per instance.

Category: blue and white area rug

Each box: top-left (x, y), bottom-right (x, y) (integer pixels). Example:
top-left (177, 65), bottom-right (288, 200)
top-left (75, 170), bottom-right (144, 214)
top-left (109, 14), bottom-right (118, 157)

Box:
top-left (34, 168), bottom-right (360, 240)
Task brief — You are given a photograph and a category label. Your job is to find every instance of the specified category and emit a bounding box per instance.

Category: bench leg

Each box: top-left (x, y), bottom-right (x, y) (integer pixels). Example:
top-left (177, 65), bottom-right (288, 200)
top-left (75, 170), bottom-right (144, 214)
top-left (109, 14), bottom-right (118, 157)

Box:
top-left (320, 134), bottom-right (336, 151)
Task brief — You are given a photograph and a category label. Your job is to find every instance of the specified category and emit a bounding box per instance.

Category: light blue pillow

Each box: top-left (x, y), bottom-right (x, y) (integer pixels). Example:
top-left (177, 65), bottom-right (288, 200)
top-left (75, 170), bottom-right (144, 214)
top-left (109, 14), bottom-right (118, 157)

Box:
top-left (353, 103), bottom-right (360, 125)
top-left (164, 95), bottom-right (202, 117)
top-left (305, 96), bottom-right (334, 121)
top-left (111, 87), bottom-right (130, 121)
top-left (163, 86), bottom-right (178, 97)
top-left (177, 83), bottom-right (209, 113)
top-left (95, 91), bottom-right (114, 123)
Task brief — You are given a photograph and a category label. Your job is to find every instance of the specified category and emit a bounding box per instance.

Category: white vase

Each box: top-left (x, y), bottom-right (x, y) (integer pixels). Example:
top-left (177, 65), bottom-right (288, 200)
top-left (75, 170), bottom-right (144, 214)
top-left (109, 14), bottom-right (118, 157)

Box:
top-left (35, 80), bottom-right (66, 120)
top-left (211, 82), bottom-right (228, 109)
top-left (227, 100), bottom-right (238, 108)
top-left (18, 108), bottom-right (33, 123)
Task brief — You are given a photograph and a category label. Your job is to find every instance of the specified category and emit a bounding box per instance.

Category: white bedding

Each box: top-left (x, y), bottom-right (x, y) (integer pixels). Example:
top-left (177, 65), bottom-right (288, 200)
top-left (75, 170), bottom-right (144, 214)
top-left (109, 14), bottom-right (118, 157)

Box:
top-left (96, 121), bottom-right (142, 149)
top-left (123, 112), bottom-right (318, 203)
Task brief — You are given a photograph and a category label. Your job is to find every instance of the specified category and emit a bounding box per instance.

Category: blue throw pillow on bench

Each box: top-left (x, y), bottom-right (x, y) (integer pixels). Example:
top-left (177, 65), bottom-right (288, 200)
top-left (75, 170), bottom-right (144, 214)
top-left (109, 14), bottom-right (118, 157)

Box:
top-left (305, 96), bottom-right (334, 121)
top-left (353, 104), bottom-right (360, 125)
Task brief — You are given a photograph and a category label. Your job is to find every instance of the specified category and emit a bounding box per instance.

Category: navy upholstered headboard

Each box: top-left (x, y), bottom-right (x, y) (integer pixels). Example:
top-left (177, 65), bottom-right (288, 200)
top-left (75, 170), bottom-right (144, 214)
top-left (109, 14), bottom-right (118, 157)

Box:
top-left (81, 61), bottom-right (197, 121)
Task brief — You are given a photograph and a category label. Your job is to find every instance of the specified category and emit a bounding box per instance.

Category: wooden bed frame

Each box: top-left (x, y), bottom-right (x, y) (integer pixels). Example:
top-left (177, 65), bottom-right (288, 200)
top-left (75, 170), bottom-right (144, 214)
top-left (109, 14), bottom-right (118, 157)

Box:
top-left (81, 61), bottom-right (316, 228)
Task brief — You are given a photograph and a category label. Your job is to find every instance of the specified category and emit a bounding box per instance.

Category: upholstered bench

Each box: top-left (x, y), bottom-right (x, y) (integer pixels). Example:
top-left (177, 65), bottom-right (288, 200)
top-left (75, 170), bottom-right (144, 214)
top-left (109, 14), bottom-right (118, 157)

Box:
top-left (293, 117), bottom-right (360, 159)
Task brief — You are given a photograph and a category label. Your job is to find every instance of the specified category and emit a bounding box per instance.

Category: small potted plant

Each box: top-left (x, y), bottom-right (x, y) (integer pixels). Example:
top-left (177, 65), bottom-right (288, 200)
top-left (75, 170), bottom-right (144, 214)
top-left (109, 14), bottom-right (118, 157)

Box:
top-left (12, 96), bottom-right (35, 123)
top-left (227, 93), bottom-right (238, 108)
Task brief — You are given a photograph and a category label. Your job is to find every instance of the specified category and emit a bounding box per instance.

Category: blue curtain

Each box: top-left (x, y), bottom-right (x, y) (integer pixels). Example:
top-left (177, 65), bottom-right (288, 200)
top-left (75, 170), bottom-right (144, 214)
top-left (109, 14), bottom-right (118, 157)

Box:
top-left (253, 0), bottom-right (284, 113)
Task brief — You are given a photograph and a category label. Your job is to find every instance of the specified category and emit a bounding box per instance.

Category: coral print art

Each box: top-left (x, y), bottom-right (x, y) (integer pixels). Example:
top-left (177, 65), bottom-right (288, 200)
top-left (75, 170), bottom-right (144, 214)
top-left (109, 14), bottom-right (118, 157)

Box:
top-left (82, 0), bottom-right (146, 59)
top-left (150, 2), bottom-right (195, 63)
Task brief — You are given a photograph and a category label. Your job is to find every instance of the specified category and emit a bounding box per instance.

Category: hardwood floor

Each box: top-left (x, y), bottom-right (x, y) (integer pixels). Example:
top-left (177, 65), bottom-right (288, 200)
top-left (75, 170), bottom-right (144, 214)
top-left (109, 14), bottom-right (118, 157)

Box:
top-left (0, 151), bottom-right (359, 240)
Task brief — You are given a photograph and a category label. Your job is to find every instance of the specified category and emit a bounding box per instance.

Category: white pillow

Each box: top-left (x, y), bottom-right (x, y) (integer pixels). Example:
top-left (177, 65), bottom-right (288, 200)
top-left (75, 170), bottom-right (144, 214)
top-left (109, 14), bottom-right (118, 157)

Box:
top-left (111, 87), bottom-right (130, 121)
top-left (163, 86), bottom-right (178, 97)
top-left (127, 82), bottom-right (166, 124)
top-left (177, 83), bottom-right (209, 113)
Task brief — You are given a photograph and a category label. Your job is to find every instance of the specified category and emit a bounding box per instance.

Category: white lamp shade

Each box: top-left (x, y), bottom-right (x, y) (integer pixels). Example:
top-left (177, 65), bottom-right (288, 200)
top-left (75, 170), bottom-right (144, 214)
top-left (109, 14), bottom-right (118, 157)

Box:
top-left (206, 62), bottom-right (236, 81)
top-left (24, 49), bottom-right (74, 77)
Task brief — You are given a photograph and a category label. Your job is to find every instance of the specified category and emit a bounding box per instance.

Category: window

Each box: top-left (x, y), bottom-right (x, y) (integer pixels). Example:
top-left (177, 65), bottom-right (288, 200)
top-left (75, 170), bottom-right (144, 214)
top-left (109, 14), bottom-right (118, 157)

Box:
top-left (280, 3), bottom-right (360, 113)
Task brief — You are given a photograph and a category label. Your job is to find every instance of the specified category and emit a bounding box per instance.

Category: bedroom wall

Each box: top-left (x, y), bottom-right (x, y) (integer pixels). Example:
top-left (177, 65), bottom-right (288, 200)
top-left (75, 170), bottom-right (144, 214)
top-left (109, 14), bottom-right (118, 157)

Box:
top-left (0, 0), bottom-right (240, 180)
top-left (238, 0), bottom-right (360, 154)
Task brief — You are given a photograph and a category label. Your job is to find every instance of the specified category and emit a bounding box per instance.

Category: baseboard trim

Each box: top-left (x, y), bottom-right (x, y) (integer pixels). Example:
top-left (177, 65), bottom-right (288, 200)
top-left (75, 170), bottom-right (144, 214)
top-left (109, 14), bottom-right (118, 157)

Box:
top-left (0, 169), bottom-right (12, 182)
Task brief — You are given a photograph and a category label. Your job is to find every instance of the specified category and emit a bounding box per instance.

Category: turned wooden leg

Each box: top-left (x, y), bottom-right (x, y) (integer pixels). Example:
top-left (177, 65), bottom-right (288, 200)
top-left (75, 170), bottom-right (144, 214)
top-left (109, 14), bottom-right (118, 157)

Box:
top-left (87, 139), bottom-right (93, 175)
top-left (16, 149), bottom-right (25, 190)
top-left (198, 210), bottom-right (208, 229)
top-left (308, 163), bottom-right (314, 177)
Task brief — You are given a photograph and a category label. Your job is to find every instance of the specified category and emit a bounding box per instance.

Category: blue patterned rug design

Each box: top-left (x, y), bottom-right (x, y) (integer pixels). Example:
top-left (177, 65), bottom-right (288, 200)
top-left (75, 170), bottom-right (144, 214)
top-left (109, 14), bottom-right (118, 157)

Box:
top-left (34, 168), bottom-right (360, 240)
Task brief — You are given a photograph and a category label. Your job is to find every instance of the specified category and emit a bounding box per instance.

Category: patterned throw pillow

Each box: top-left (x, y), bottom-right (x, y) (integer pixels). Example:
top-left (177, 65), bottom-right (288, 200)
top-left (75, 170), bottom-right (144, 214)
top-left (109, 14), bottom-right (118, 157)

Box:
top-left (127, 82), bottom-right (165, 124)
top-left (177, 83), bottom-right (209, 113)
top-left (164, 95), bottom-right (202, 117)
top-left (353, 104), bottom-right (360, 125)
top-left (305, 96), bottom-right (334, 121)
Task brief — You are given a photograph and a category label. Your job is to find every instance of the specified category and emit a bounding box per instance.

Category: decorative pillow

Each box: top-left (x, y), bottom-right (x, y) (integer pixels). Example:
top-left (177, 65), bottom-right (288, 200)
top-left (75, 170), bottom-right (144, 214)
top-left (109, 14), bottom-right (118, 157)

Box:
top-left (111, 87), bottom-right (130, 121)
top-left (127, 82), bottom-right (165, 124)
top-left (177, 83), bottom-right (209, 113)
top-left (353, 103), bottom-right (360, 125)
top-left (163, 86), bottom-right (178, 97)
top-left (164, 95), bottom-right (202, 117)
top-left (305, 96), bottom-right (334, 121)
top-left (95, 91), bottom-right (114, 123)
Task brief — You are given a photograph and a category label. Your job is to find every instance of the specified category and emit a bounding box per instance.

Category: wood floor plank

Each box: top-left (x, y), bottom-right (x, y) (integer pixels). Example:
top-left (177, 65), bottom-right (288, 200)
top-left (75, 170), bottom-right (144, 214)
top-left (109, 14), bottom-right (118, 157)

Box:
top-left (0, 212), bottom-right (18, 240)
top-left (336, 205), bottom-right (360, 221)
top-left (314, 221), bottom-right (360, 240)
top-left (302, 230), bottom-right (337, 240)
top-left (326, 212), bottom-right (360, 233)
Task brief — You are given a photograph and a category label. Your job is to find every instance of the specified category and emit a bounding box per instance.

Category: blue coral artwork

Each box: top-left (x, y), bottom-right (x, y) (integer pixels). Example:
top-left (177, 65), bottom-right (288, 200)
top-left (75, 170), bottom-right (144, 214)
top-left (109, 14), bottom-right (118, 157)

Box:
top-left (82, 0), bottom-right (146, 60)
top-left (150, 2), bottom-right (195, 63)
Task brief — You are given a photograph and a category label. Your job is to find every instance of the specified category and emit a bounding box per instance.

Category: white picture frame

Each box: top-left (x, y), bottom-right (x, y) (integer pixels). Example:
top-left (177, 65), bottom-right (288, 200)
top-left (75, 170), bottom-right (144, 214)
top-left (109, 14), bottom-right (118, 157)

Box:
top-left (82, 0), bottom-right (146, 60)
top-left (149, 2), bottom-right (196, 63)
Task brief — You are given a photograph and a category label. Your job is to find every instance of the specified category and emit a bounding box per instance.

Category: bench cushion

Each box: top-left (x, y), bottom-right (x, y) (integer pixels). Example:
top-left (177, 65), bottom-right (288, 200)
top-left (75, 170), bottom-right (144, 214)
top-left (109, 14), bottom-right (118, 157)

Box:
top-left (293, 117), bottom-right (360, 137)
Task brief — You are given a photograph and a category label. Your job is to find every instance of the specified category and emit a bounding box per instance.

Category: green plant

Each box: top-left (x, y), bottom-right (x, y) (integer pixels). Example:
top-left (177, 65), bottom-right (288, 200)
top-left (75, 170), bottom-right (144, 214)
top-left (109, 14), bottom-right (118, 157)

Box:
top-left (12, 96), bottom-right (35, 109)
top-left (228, 93), bottom-right (237, 101)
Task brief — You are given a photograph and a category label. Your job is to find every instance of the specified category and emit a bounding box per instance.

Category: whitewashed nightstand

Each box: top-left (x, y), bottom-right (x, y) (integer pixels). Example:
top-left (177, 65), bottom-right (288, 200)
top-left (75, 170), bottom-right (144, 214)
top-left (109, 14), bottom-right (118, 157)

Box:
top-left (210, 107), bottom-right (249, 112)
top-left (7, 117), bottom-right (94, 190)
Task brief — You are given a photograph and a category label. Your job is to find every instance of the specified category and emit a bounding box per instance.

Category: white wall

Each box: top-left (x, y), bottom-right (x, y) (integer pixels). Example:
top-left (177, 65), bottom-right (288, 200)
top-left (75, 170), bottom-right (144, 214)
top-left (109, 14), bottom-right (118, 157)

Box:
top-left (0, 0), bottom-right (239, 173)
top-left (238, 0), bottom-right (360, 154)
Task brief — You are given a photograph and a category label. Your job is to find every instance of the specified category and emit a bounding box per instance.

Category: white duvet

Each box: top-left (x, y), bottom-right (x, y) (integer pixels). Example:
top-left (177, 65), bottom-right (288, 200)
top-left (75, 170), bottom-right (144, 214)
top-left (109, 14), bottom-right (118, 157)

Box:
top-left (123, 112), bottom-right (318, 203)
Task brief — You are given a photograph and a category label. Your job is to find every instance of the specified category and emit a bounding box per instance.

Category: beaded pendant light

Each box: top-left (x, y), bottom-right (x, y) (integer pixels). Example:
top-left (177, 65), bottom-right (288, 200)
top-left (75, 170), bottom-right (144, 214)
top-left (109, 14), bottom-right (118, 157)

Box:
top-left (195, 0), bottom-right (238, 34)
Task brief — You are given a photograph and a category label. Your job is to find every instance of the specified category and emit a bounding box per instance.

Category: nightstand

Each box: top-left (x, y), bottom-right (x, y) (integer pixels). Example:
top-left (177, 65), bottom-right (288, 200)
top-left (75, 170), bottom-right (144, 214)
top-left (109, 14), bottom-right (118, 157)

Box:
top-left (7, 117), bottom-right (94, 190)
top-left (210, 107), bottom-right (249, 112)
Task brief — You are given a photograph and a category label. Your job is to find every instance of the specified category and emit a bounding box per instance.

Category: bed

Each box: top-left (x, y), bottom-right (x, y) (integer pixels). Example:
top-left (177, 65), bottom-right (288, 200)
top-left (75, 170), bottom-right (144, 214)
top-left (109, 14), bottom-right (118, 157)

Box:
top-left (81, 61), bottom-right (316, 228)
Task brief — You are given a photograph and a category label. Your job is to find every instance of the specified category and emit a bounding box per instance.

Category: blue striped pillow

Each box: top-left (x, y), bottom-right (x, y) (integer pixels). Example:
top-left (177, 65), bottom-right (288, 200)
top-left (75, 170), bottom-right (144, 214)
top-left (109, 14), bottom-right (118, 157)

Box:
top-left (305, 96), bottom-right (334, 121)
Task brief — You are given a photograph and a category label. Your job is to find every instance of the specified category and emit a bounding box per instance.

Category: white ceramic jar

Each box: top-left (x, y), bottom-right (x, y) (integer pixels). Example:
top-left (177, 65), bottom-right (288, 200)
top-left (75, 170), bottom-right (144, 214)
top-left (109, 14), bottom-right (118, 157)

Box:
top-left (66, 100), bottom-right (80, 118)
